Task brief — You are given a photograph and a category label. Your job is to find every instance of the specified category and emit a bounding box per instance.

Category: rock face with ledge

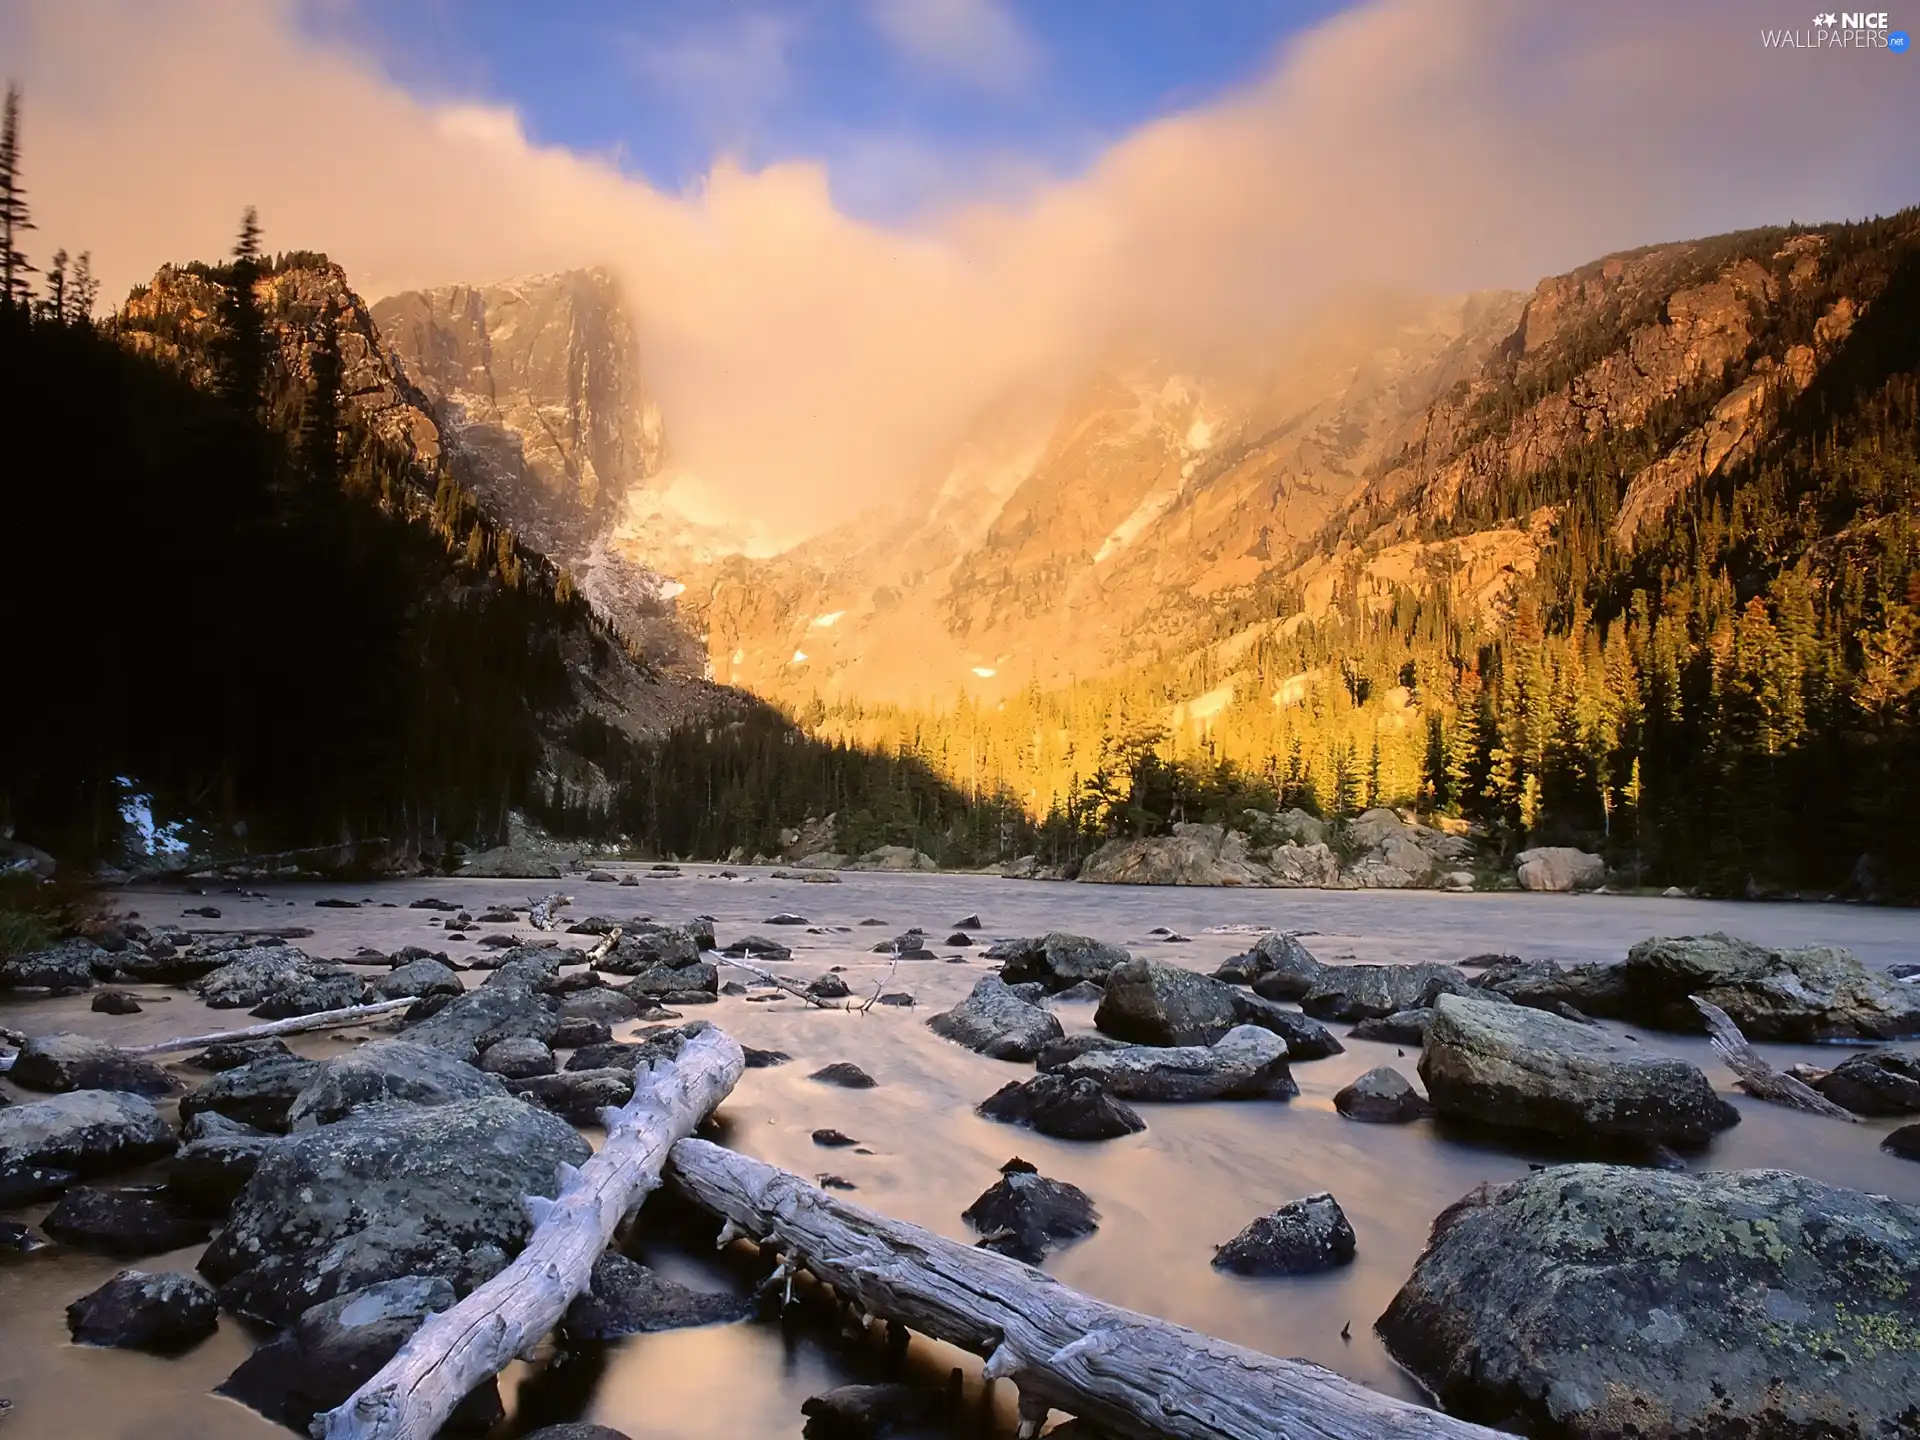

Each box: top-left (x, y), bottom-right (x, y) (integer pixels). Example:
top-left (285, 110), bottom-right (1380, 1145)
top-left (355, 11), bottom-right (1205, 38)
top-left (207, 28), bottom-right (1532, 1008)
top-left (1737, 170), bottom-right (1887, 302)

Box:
top-left (1420, 994), bottom-right (1738, 1147)
top-left (1379, 1165), bottom-right (1920, 1438)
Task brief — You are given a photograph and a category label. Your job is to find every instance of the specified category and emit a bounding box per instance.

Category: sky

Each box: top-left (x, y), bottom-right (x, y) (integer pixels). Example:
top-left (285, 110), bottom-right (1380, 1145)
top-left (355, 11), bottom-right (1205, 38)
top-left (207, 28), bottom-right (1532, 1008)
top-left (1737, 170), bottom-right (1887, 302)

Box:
top-left (4, 0), bottom-right (1919, 541)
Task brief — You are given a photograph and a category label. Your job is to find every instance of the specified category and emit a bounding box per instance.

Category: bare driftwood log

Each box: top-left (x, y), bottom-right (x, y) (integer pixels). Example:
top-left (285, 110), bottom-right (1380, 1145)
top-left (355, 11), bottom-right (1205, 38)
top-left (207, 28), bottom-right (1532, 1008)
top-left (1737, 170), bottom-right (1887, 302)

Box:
top-left (315, 1026), bottom-right (747, 1440)
top-left (527, 893), bottom-right (572, 931)
top-left (124, 997), bottom-right (416, 1055)
top-left (1690, 997), bottom-right (1857, 1121)
top-left (670, 1141), bottom-right (1514, 1440)
top-left (714, 954), bottom-right (840, 1009)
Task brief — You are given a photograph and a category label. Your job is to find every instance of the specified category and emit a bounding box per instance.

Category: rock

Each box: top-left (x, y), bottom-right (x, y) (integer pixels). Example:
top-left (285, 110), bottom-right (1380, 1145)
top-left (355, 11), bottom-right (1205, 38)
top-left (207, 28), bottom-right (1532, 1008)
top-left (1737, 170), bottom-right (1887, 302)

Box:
top-left (565, 1039), bottom-right (646, 1071)
top-left (1348, 1008), bottom-right (1435, 1045)
top-left (764, 912), bottom-right (810, 925)
top-left (170, 1112), bottom-right (281, 1210)
top-left (1212, 1193), bottom-right (1355, 1274)
top-left (807, 973), bottom-right (852, 1000)
top-left (961, 1164), bottom-right (1099, 1262)
top-left (927, 975), bottom-right (1065, 1062)
top-left (1035, 1034), bottom-right (1132, 1071)
top-left (1056, 1025), bottom-right (1296, 1102)
top-left (374, 956), bottom-right (465, 1000)
top-left (42, 1185), bottom-right (211, 1255)
top-left (507, 1068), bottom-right (636, 1123)
top-left (743, 1046), bottom-right (790, 1068)
top-left (812, 1128), bottom-right (857, 1147)
top-left (1470, 958), bottom-right (1635, 1018)
top-left (874, 992), bottom-right (915, 1008)
top-left (401, 977), bottom-right (559, 1062)
top-left (179, 1052), bottom-right (325, 1132)
top-left (1297, 963), bottom-right (1475, 1022)
top-left (954, 914), bottom-right (983, 929)
top-left (1052, 979), bottom-right (1105, 1003)
top-left (990, 932), bottom-right (1131, 992)
top-left (1265, 841), bottom-right (1344, 887)
top-left (0, 936), bottom-right (103, 992)
top-left (218, 1275), bottom-right (502, 1433)
top-left (478, 1036), bottom-right (557, 1079)
top-left (558, 988), bottom-right (643, 1027)
top-left (194, 944), bottom-right (318, 1008)
top-left (1221, 932), bottom-right (1324, 993)
top-left (0, 1162), bottom-right (76, 1206)
top-left (1515, 846), bottom-right (1607, 892)
top-left (0, 1090), bottom-right (175, 1179)
top-left (9, 1033), bottom-right (178, 1096)
top-left (809, 1062), bottom-right (877, 1089)
top-left (1420, 994), bottom-right (1739, 1147)
top-left (288, 1039), bottom-right (508, 1129)
top-left (1811, 1048), bottom-right (1920, 1114)
top-left (1096, 958), bottom-right (1342, 1058)
top-left (1080, 823), bottom-right (1273, 886)
top-left (66, 1269), bottom-right (219, 1351)
top-left (1334, 1066), bottom-right (1430, 1123)
top-left (944, 932), bottom-right (973, 947)
top-left (562, 1252), bottom-right (750, 1338)
top-left (184, 1037), bottom-right (291, 1071)
top-left (90, 990), bottom-right (143, 1015)
top-left (801, 1382), bottom-right (943, 1440)
top-left (409, 897), bottom-right (461, 911)
top-left (977, 1075), bottom-right (1145, 1140)
top-left (1379, 1165), bottom-right (1920, 1438)
top-left (1622, 932), bottom-right (1920, 1041)
top-left (552, 1015), bottom-right (612, 1049)
top-left (1885, 1124), bottom-right (1920, 1161)
top-left (847, 845), bottom-right (938, 872)
top-left (200, 1096), bottom-right (590, 1325)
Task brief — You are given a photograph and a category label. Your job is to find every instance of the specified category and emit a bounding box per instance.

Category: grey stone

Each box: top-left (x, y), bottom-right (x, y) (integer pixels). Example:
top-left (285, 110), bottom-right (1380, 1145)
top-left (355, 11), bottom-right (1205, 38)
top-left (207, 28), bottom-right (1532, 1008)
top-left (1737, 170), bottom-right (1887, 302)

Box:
top-left (1212, 1192), bottom-right (1355, 1274)
top-left (990, 932), bottom-right (1131, 992)
top-left (67, 1269), bottom-right (219, 1351)
top-left (1334, 1066), bottom-right (1430, 1123)
top-left (509, 1068), bottom-right (635, 1123)
top-left (478, 1036), bottom-right (557, 1079)
top-left (374, 956), bottom-right (465, 1000)
top-left (287, 1039), bottom-right (508, 1130)
top-left (562, 1252), bottom-right (751, 1338)
top-left (927, 975), bottom-right (1064, 1062)
top-left (0, 1090), bottom-right (176, 1176)
top-left (9, 1033), bottom-right (178, 1096)
top-left (0, 936), bottom-right (103, 992)
top-left (42, 1185), bottom-right (211, 1255)
top-left (179, 1052), bottom-right (325, 1132)
top-left (1813, 1049), bottom-right (1920, 1115)
top-left (1056, 1025), bottom-right (1297, 1101)
top-left (961, 1164), bottom-right (1098, 1263)
top-left (977, 1075), bottom-right (1145, 1141)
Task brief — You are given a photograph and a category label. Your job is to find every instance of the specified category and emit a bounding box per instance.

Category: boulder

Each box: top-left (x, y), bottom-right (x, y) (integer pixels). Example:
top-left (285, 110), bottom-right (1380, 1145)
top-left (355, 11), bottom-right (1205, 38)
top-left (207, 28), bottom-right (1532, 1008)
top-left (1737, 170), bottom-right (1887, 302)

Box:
top-left (977, 1075), bottom-right (1145, 1141)
top-left (595, 923), bottom-right (703, 973)
top-left (374, 956), bottom-right (465, 1000)
top-left (508, 1068), bottom-right (635, 1123)
top-left (1420, 994), bottom-right (1739, 1147)
top-left (621, 959), bottom-right (719, 998)
top-left (0, 936), bottom-right (102, 991)
top-left (561, 1252), bottom-right (751, 1338)
top-left (286, 1039), bottom-right (508, 1130)
top-left (478, 1036), bottom-right (557, 1079)
top-left (1515, 847), bottom-right (1607, 892)
top-left (1347, 1008), bottom-right (1435, 1045)
top-left (807, 973), bottom-right (852, 1000)
top-left (1212, 1193), bottom-right (1355, 1274)
top-left (1811, 1049), bottom-right (1920, 1115)
top-left (1080, 824), bottom-right (1270, 886)
top-left (1055, 1025), bottom-right (1296, 1102)
top-left (1035, 1034), bottom-right (1132, 1072)
top-left (1334, 1067), bottom-right (1430, 1123)
top-left (194, 945), bottom-right (320, 1008)
top-left (1470, 959), bottom-right (1634, 1020)
top-left (1622, 932), bottom-right (1920, 1041)
top-left (1378, 1165), bottom-right (1920, 1438)
top-left (183, 1037), bottom-right (292, 1071)
top-left (1097, 959), bottom-right (1342, 1057)
top-left (198, 1095), bottom-right (590, 1325)
top-left (558, 988), bottom-right (644, 1027)
top-left (801, 1384), bottom-right (943, 1440)
top-left (990, 932), bottom-right (1131, 992)
top-left (0, 1161), bottom-right (76, 1206)
top-left (927, 976), bottom-right (1064, 1062)
top-left (552, 1015), bottom-right (613, 1049)
top-left (67, 1269), bottom-right (219, 1351)
top-left (42, 1185), bottom-right (211, 1255)
top-left (1297, 963), bottom-right (1475, 1022)
top-left (9, 1033), bottom-right (178, 1096)
top-left (179, 1052), bottom-right (326, 1132)
top-left (1265, 842), bottom-right (1343, 888)
top-left (170, 1112), bottom-right (282, 1210)
top-left (961, 1162), bottom-right (1099, 1263)
top-left (218, 1276), bottom-right (502, 1434)
top-left (1341, 809), bottom-right (1443, 888)
top-left (809, 1062), bottom-right (877, 1089)
top-left (251, 969), bottom-right (367, 1019)
top-left (1885, 1124), bottom-right (1920, 1161)
top-left (0, 1090), bottom-right (176, 1176)
top-left (1051, 979), bottom-right (1105, 1003)
top-left (719, 936), bottom-right (792, 961)
top-left (846, 845), bottom-right (938, 872)
top-left (523, 1428), bottom-right (633, 1440)
top-left (91, 990), bottom-right (142, 1015)
top-left (400, 978), bottom-right (559, 1063)
top-left (1219, 932), bottom-right (1323, 992)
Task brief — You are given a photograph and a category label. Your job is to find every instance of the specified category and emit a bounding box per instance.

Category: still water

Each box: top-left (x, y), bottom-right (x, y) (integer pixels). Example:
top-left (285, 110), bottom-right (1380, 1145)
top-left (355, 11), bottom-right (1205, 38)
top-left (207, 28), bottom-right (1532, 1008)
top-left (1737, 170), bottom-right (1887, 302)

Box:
top-left (3, 871), bottom-right (1917, 1439)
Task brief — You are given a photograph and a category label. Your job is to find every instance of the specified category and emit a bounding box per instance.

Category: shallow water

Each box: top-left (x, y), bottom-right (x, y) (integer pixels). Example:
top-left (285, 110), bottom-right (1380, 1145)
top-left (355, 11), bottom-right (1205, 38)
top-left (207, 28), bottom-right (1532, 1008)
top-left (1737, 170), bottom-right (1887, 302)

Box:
top-left (3, 871), bottom-right (1918, 1439)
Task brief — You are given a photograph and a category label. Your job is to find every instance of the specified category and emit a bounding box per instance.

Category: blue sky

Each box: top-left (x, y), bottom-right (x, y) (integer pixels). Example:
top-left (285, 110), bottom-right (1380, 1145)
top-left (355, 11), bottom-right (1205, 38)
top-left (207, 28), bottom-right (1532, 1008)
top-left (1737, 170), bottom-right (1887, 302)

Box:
top-left (307, 0), bottom-right (1349, 217)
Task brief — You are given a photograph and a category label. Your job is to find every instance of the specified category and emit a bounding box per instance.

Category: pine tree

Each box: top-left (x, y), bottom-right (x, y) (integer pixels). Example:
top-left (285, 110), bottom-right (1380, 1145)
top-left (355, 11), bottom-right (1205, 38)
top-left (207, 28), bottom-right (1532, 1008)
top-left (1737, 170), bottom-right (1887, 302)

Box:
top-left (66, 250), bottom-right (96, 322)
top-left (0, 84), bottom-right (35, 308)
top-left (34, 247), bottom-right (65, 323)
top-left (218, 207), bottom-right (266, 411)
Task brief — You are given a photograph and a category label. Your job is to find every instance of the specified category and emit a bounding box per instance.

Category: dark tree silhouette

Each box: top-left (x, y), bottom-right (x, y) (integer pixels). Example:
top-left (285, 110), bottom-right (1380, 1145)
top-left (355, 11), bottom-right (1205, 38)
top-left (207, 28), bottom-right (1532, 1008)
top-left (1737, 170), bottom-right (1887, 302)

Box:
top-left (0, 84), bottom-right (35, 308)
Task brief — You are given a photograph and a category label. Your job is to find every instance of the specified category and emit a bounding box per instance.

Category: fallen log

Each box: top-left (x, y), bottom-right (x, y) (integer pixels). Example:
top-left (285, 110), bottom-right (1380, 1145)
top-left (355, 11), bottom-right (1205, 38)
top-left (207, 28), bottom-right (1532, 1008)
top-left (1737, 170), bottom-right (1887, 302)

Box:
top-left (315, 1026), bottom-right (746, 1440)
top-left (1690, 997), bottom-right (1857, 1121)
top-left (669, 1140), bottom-right (1514, 1440)
top-left (713, 953), bottom-right (840, 1009)
top-left (179, 925), bottom-right (317, 940)
top-left (123, 997), bottom-right (415, 1055)
top-left (527, 892), bottom-right (571, 931)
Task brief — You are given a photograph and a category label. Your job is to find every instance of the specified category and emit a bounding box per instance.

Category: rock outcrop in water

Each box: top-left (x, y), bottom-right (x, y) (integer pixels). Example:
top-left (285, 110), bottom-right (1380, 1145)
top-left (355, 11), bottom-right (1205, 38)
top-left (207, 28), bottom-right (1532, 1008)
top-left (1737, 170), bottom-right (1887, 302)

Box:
top-left (961, 1161), bottom-right (1100, 1263)
top-left (927, 976), bottom-right (1062, 1061)
top-left (1379, 1165), bottom-right (1920, 1438)
top-left (1053, 1025), bottom-right (1297, 1102)
top-left (1212, 1193), bottom-right (1356, 1274)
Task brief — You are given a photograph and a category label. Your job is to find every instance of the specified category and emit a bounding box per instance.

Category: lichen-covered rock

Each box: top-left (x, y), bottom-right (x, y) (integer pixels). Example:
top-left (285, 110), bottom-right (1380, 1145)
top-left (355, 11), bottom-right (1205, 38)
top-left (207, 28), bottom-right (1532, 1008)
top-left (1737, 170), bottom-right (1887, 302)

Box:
top-left (169, 1112), bottom-right (282, 1210)
top-left (0, 936), bottom-right (103, 992)
top-left (183, 1037), bottom-right (292, 1071)
top-left (927, 975), bottom-right (1064, 1062)
top-left (1212, 1193), bottom-right (1355, 1274)
top-left (9, 1033), bottom-right (178, 1097)
top-left (1225, 932), bottom-right (1324, 993)
top-left (509, 1067), bottom-right (635, 1123)
top-left (961, 1161), bottom-right (1099, 1263)
top-left (67, 1269), bottom-right (219, 1351)
top-left (374, 956), bottom-right (465, 1000)
top-left (478, 1035), bottom-right (557, 1079)
top-left (1056, 1025), bottom-right (1296, 1101)
top-left (194, 945), bottom-right (320, 1009)
top-left (1335, 1066), bottom-right (1431, 1123)
top-left (1813, 1049), bottom-right (1920, 1115)
top-left (561, 1252), bottom-right (751, 1338)
top-left (400, 976), bottom-right (558, 1063)
top-left (1469, 958), bottom-right (1634, 1020)
top-left (1378, 1165), bottom-right (1920, 1438)
top-left (251, 969), bottom-right (367, 1019)
top-left (1348, 1008), bottom-right (1436, 1045)
top-left (0, 1090), bottom-right (176, 1176)
top-left (1624, 932), bottom-right (1920, 1041)
top-left (286, 1039), bottom-right (507, 1130)
top-left (977, 1075), bottom-right (1145, 1141)
top-left (1097, 959), bottom-right (1342, 1058)
top-left (42, 1185), bottom-right (211, 1255)
top-left (179, 1052), bottom-right (326, 1132)
top-left (1297, 963), bottom-right (1475, 1022)
top-left (988, 933), bottom-right (1131, 992)
top-left (1420, 994), bottom-right (1739, 1147)
top-left (198, 1095), bottom-right (590, 1325)
top-left (594, 923), bottom-right (704, 973)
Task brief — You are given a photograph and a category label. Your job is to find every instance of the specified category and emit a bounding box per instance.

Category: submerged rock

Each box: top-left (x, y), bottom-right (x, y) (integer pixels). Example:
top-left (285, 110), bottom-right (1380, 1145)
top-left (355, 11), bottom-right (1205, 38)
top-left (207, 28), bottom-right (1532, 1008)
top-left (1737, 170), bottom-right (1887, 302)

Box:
top-left (927, 975), bottom-right (1064, 1062)
top-left (1212, 1193), bottom-right (1355, 1274)
top-left (562, 1252), bottom-right (751, 1338)
top-left (977, 1075), bottom-right (1145, 1141)
top-left (1334, 1066), bottom-right (1430, 1123)
top-left (800, 1383), bottom-right (944, 1440)
top-left (1348, 1008), bottom-right (1435, 1045)
top-left (990, 933), bottom-right (1131, 992)
top-left (1035, 1034), bottom-right (1132, 1072)
top-left (42, 1185), bottom-right (210, 1255)
top-left (90, 990), bottom-right (142, 1015)
top-left (809, 1062), bottom-right (878, 1089)
top-left (67, 1269), bottom-right (219, 1352)
top-left (1420, 994), bottom-right (1738, 1148)
top-left (1055, 1025), bottom-right (1296, 1102)
top-left (1223, 932), bottom-right (1324, 994)
top-left (0, 1090), bottom-right (176, 1177)
top-left (183, 1037), bottom-right (292, 1071)
top-left (1811, 1048), bottom-right (1920, 1115)
top-left (961, 1163), bottom-right (1099, 1263)
top-left (218, 1276), bottom-right (501, 1433)
top-left (9, 1033), bottom-right (177, 1097)
top-left (199, 1095), bottom-right (590, 1325)
top-left (1378, 1165), bottom-right (1920, 1438)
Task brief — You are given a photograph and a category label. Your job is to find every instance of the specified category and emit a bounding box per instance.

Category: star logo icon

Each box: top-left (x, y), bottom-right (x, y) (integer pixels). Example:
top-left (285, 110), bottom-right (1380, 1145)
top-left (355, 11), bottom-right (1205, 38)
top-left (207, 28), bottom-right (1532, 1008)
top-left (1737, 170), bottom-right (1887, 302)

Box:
top-left (1813, 11), bottom-right (1837, 23)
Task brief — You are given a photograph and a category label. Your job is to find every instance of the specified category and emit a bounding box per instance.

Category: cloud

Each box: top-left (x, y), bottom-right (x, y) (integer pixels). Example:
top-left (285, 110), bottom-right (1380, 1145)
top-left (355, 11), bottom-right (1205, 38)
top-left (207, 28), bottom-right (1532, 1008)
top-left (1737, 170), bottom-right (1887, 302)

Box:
top-left (868, 0), bottom-right (1041, 91)
top-left (623, 8), bottom-right (801, 152)
top-left (2, 0), bottom-right (1917, 544)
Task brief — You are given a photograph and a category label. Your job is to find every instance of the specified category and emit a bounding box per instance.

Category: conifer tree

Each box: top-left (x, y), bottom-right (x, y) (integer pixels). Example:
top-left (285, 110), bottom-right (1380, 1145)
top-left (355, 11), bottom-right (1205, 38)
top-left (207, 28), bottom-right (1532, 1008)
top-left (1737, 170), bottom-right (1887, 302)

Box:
top-left (35, 247), bottom-right (65, 323)
top-left (66, 250), bottom-right (96, 322)
top-left (0, 84), bottom-right (35, 308)
top-left (218, 206), bottom-right (266, 411)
